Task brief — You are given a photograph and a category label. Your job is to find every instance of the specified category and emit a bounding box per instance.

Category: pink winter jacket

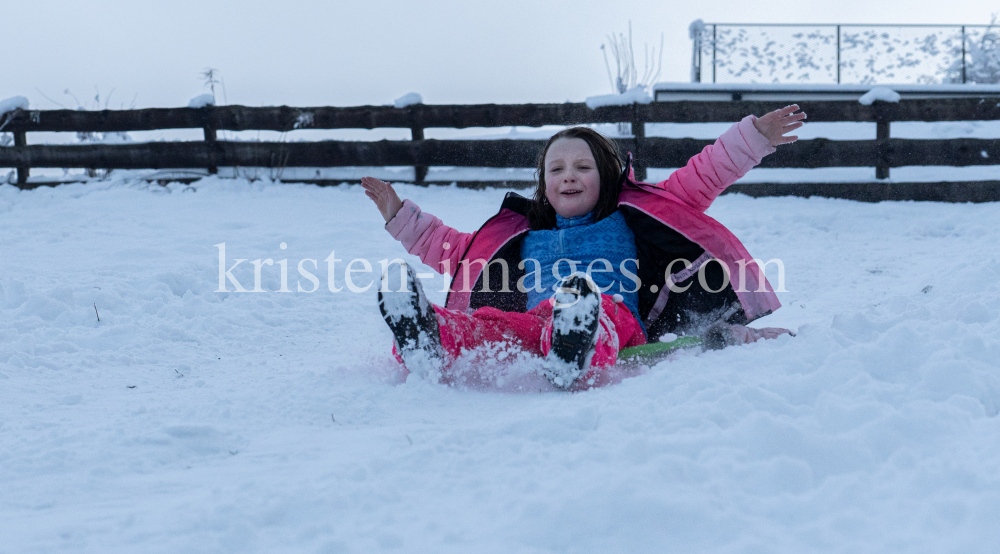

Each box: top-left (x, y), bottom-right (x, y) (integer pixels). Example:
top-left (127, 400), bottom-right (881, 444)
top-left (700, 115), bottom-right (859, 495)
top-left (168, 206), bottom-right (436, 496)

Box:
top-left (385, 115), bottom-right (780, 322)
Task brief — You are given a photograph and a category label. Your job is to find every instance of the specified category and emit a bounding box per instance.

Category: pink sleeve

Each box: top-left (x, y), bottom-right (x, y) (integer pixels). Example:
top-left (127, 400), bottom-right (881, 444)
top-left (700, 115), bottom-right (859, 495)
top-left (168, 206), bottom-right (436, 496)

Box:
top-left (384, 199), bottom-right (473, 277)
top-left (658, 115), bottom-right (776, 212)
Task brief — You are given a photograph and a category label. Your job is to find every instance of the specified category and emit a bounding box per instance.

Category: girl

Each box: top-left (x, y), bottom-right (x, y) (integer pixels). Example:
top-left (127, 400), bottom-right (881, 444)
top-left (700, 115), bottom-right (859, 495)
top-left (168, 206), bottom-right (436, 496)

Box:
top-left (363, 105), bottom-right (805, 390)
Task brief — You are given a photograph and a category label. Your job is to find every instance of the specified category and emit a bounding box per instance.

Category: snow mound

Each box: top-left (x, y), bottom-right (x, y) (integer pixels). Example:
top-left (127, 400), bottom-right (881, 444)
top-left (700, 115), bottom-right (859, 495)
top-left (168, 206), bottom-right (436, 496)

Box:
top-left (394, 92), bottom-right (423, 108)
top-left (187, 94), bottom-right (216, 108)
top-left (585, 86), bottom-right (653, 109)
top-left (0, 95), bottom-right (29, 116)
top-left (859, 86), bottom-right (901, 105)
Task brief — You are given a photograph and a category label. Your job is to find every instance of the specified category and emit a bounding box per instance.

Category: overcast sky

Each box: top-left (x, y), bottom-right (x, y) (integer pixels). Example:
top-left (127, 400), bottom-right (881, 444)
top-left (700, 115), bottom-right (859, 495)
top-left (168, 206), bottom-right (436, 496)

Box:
top-left (4, 0), bottom-right (998, 110)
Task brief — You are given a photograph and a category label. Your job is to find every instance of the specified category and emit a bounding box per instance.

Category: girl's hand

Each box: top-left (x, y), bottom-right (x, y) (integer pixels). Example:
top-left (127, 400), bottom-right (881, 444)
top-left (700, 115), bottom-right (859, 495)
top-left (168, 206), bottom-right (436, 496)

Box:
top-left (753, 105), bottom-right (807, 147)
top-left (361, 177), bottom-right (404, 223)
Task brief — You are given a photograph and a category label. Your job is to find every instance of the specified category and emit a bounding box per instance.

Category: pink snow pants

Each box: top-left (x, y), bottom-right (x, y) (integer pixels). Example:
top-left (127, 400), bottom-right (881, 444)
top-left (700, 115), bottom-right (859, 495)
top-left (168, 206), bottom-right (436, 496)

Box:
top-left (435, 294), bottom-right (648, 367)
top-left (393, 295), bottom-right (791, 388)
top-left (392, 295), bottom-right (646, 384)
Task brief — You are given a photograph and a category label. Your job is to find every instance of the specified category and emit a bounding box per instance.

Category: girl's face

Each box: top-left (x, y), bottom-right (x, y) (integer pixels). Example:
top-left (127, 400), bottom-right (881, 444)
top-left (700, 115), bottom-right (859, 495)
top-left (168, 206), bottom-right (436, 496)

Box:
top-left (543, 138), bottom-right (601, 219)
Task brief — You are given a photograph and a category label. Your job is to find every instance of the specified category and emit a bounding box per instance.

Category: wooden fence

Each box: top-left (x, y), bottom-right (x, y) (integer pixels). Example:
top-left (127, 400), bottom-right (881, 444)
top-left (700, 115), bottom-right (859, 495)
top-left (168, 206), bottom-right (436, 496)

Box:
top-left (2, 97), bottom-right (999, 201)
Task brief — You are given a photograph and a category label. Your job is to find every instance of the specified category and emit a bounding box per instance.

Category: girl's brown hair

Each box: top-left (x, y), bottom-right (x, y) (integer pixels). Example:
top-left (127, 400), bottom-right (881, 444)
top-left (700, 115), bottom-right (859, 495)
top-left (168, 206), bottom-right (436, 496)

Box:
top-left (528, 127), bottom-right (624, 230)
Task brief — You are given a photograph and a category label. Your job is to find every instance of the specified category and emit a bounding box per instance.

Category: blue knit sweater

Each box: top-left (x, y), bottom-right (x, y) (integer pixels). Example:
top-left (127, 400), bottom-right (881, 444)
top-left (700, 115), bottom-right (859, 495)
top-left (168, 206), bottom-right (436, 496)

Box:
top-left (520, 210), bottom-right (645, 334)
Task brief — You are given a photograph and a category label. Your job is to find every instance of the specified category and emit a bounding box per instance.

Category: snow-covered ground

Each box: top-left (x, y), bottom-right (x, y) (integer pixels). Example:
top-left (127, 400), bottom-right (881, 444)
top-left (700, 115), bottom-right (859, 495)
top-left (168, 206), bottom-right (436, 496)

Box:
top-left (2, 178), bottom-right (1000, 553)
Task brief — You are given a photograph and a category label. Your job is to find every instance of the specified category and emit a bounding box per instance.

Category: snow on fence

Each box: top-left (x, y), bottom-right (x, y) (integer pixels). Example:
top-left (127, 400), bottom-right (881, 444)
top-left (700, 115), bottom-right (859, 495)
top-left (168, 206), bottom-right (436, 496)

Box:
top-left (1, 97), bottom-right (999, 202)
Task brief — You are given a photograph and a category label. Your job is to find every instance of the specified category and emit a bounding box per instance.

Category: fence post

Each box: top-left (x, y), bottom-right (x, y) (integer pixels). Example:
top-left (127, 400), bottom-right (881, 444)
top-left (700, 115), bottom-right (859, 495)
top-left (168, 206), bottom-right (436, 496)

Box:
top-left (631, 105), bottom-right (646, 182)
top-left (712, 24), bottom-right (717, 84)
top-left (691, 27), bottom-right (702, 83)
top-left (411, 126), bottom-right (427, 185)
top-left (200, 105), bottom-right (218, 175)
top-left (13, 131), bottom-right (28, 185)
top-left (961, 26), bottom-right (967, 84)
top-left (836, 25), bottom-right (841, 84)
top-left (874, 102), bottom-right (890, 180)
top-left (203, 126), bottom-right (218, 175)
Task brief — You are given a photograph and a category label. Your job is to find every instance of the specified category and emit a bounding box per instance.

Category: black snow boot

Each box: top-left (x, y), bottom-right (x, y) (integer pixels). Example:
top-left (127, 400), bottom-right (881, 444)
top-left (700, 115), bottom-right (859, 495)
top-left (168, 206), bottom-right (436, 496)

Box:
top-left (377, 262), bottom-right (443, 375)
top-left (543, 272), bottom-right (602, 389)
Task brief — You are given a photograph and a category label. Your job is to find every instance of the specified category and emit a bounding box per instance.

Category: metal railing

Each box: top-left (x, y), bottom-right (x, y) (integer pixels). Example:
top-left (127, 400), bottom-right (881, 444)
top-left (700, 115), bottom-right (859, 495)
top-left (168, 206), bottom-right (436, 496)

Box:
top-left (691, 23), bottom-right (999, 85)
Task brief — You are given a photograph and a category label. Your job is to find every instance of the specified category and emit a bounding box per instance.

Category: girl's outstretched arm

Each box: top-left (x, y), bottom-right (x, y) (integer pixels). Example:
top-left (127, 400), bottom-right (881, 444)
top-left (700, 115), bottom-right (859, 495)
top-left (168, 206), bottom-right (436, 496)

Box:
top-left (361, 177), bottom-right (473, 277)
top-left (658, 105), bottom-right (805, 212)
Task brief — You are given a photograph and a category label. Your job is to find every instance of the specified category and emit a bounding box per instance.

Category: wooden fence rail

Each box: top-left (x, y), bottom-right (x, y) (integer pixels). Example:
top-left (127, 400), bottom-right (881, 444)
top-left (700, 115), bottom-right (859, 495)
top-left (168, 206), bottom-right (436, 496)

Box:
top-left (4, 137), bottom-right (998, 171)
top-left (4, 99), bottom-right (999, 132)
top-left (2, 97), bottom-right (999, 200)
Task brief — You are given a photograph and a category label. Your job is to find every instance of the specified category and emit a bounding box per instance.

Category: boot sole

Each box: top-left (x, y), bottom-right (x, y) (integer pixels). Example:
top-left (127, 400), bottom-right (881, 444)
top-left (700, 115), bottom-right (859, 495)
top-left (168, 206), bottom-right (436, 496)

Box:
top-left (545, 274), bottom-right (602, 388)
top-left (377, 263), bottom-right (443, 369)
